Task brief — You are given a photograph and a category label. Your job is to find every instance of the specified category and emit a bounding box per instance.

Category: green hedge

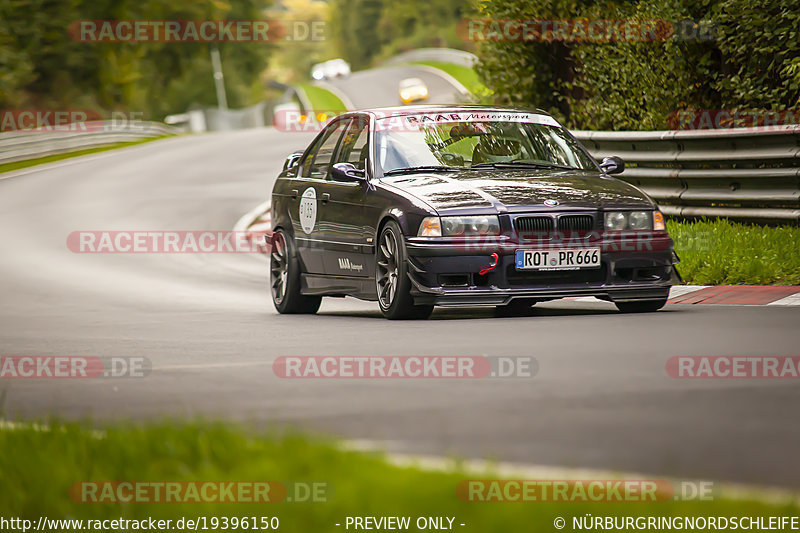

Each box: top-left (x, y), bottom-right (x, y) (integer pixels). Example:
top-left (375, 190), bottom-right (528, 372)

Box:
top-left (474, 0), bottom-right (800, 131)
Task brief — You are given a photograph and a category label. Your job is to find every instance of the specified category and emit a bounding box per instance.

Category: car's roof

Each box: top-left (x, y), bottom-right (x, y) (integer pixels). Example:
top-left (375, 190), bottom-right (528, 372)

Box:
top-left (341, 104), bottom-right (552, 119)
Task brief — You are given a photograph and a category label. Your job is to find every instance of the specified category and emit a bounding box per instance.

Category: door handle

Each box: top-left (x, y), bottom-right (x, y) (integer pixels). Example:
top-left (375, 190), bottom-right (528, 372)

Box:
top-left (321, 192), bottom-right (331, 204)
top-left (290, 189), bottom-right (298, 199)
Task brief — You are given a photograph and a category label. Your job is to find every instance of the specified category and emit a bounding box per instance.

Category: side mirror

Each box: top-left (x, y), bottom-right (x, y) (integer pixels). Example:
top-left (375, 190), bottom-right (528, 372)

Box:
top-left (331, 162), bottom-right (367, 181)
top-left (599, 156), bottom-right (625, 175)
top-left (283, 151), bottom-right (304, 171)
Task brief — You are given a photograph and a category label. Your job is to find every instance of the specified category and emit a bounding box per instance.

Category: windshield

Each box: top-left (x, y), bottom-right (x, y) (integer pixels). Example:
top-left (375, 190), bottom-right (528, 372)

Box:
top-left (375, 112), bottom-right (597, 173)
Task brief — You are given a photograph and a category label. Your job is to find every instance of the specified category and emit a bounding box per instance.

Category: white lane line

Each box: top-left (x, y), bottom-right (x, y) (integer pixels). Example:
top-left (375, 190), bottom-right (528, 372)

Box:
top-left (568, 285), bottom-right (710, 303)
top-left (233, 200), bottom-right (271, 233)
top-left (669, 285), bottom-right (710, 299)
top-left (153, 361), bottom-right (273, 371)
top-left (768, 293), bottom-right (800, 306)
top-left (342, 441), bottom-right (800, 506)
top-left (0, 420), bottom-right (105, 437)
top-left (233, 200), bottom-right (271, 261)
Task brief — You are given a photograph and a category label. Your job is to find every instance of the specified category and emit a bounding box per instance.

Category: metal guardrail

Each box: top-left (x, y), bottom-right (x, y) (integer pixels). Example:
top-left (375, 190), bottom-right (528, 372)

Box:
top-left (572, 126), bottom-right (800, 223)
top-left (0, 121), bottom-right (178, 165)
top-left (385, 48), bottom-right (478, 68)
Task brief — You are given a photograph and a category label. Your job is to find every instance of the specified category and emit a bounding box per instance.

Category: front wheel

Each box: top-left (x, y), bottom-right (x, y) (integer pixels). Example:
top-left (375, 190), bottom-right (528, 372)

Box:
top-left (614, 298), bottom-right (668, 313)
top-left (270, 229), bottom-right (322, 314)
top-left (375, 221), bottom-right (433, 320)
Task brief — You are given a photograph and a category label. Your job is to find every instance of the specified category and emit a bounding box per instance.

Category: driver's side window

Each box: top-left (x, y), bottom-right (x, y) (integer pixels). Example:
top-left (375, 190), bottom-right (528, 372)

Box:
top-left (301, 120), bottom-right (346, 179)
top-left (333, 117), bottom-right (369, 172)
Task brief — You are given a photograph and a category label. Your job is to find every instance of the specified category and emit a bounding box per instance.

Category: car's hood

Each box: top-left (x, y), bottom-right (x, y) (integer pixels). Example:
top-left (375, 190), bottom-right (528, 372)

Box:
top-left (379, 169), bottom-right (654, 214)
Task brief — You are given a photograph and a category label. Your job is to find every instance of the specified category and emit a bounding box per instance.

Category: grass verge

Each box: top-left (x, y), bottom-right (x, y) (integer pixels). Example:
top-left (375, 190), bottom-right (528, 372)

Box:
top-left (0, 137), bottom-right (169, 175)
top-left (0, 420), bottom-right (797, 531)
top-left (668, 219), bottom-right (800, 285)
top-left (297, 83), bottom-right (347, 114)
top-left (410, 61), bottom-right (492, 100)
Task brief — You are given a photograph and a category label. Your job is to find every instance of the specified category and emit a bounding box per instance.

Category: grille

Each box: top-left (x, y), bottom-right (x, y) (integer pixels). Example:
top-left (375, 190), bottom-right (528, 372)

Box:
top-left (558, 215), bottom-right (594, 231)
top-left (514, 216), bottom-right (554, 233)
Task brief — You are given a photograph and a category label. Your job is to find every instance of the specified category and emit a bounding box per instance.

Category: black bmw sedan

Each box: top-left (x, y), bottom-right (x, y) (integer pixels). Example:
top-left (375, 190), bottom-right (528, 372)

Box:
top-left (269, 105), bottom-right (680, 319)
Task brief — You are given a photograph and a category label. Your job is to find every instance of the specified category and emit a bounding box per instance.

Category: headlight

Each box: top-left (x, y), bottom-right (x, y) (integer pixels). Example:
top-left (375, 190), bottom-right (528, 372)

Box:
top-left (442, 215), bottom-right (500, 236)
top-left (604, 211), bottom-right (628, 231)
top-left (628, 211), bottom-right (651, 230)
top-left (604, 211), bottom-right (654, 231)
top-left (418, 216), bottom-right (500, 237)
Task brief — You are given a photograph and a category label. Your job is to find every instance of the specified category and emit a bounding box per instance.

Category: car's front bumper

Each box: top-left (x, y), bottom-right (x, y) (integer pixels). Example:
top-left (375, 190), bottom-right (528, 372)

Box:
top-left (400, 91), bottom-right (429, 104)
top-left (404, 231), bottom-right (679, 306)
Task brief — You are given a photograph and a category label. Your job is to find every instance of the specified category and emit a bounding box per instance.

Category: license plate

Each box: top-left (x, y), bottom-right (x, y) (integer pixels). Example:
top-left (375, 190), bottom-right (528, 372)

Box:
top-left (515, 248), bottom-right (600, 270)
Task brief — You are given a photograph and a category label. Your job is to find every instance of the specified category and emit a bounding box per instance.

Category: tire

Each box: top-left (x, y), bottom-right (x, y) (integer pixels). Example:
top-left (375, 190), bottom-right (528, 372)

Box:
top-left (495, 299), bottom-right (536, 317)
top-left (375, 221), bottom-right (434, 320)
top-left (614, 298), bottom-right (667, 313)
top-left (270, 229), bottom-right (322, 314)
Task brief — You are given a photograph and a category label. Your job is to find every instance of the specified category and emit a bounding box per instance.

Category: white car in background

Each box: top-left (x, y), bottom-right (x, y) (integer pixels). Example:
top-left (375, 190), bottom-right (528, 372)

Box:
top-left (311, 59), bottom-right (351, 81)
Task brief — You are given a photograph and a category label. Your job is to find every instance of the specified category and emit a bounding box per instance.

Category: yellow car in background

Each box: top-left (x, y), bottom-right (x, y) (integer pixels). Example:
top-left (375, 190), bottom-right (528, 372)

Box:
top-left (398, 77), bottom-right (429, 104)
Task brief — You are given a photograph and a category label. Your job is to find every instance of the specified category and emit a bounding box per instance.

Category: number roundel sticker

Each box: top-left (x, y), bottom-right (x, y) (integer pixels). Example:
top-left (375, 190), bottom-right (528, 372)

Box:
top-left (299, 187), bottom-right (317, 234)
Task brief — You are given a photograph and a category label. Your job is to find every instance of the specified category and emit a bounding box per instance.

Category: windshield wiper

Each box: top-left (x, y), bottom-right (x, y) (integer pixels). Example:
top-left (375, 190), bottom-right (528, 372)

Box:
top-left (384, 165), bottom-right (462, 175)
top-left (469, 161), bottom-right (579, 171)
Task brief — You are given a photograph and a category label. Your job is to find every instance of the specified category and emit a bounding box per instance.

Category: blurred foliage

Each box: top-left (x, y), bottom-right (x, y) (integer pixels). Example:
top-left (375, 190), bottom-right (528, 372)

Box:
top-left (263, 0), bottom-right (330, 84)
top-left (0, 0), bottom-right (275, 120)
top-left (473, 0), bottom-right (800, 130)
top-left (329, 0), bottom-right (472, 70)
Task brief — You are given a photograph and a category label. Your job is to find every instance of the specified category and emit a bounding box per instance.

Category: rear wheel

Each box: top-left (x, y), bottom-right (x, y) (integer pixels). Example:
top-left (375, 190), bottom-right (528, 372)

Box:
top-left (270, 229), bottom-right (322, 314)
top-left (614, 298), bottom-right (667, 313)
top-left (376, 221), bottom-right (433, 320)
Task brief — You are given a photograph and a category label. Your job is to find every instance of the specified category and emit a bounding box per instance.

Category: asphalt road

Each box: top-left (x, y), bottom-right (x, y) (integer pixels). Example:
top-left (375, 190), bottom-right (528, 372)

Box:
top-left (322, 65), bottom-right (468, 109)
top-left (1, 129), bottom-right (798, 489)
